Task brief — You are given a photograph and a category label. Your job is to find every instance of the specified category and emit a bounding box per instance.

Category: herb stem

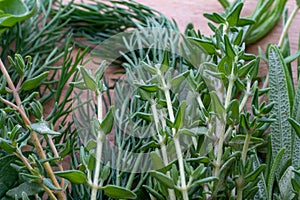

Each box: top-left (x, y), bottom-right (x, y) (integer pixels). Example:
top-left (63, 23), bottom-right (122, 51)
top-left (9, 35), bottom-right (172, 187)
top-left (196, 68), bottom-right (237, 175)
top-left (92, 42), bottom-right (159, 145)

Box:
top-left (91, 92), bottom-right (104, 200)
top-left (160, 72), bottom-right (188, 200)
top-left (0, 59), bottom-right (64, 200)
top-left (151, 103), bottom-right (176, 200)
top-left (215, 73), bottom-right (234, 176)
top-left (278, 5), bottom-right (300, 47)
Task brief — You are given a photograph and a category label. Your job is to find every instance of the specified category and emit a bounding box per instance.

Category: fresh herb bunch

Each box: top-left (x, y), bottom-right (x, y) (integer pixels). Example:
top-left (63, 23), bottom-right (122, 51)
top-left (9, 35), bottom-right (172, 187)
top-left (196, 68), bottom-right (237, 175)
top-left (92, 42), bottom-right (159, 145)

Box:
top-left (0, 0), bottom-right (300, 199)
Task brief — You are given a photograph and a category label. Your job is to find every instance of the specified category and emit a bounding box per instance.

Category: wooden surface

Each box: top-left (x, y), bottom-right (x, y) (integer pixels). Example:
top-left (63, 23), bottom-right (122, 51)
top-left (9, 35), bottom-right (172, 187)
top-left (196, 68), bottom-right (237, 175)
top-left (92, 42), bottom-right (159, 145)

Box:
top-left (136, 0), bottom-right (300, 78)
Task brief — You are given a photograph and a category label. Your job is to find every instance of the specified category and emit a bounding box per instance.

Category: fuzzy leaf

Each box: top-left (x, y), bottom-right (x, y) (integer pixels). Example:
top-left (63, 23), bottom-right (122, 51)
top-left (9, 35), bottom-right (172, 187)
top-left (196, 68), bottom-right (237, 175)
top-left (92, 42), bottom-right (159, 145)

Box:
top-left (21, 71), bottom-right (49, 91)
top-left (268, 45), bottom-right (293, 167)
top-left (102, 185), bottom-right (136, 199)
top-left (30, 121), bottom-right (61, 135)
top-left (6, 182), bottom-right (43, 199)
top-left (279, 166), bottom-right (295, 200)
top-left (54, 170), bottom-right (86, 184)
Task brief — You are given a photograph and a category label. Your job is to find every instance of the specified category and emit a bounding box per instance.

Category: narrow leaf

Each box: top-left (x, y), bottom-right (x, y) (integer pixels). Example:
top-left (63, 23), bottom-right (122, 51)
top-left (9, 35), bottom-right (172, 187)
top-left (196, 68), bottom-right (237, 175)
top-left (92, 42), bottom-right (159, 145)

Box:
top-left (267, 147), bottom-right (285, 200)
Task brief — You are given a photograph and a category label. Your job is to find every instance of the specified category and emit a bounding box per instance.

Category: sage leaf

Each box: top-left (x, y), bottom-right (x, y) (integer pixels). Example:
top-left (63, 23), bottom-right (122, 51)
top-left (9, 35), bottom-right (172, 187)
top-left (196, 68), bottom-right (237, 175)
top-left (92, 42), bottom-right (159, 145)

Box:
top-left (149, 170), bottom-right (175, 189)
top-left (268, 45), bottom-right (292, 167)
top-left (21, 71), bottom-right (49, 91)
top-left (102, 185), bottom-right (137, 199)
top-left (30, 121), bottom-right (60, 135)
top-left (54, 170), bottom-right (86, 184)
top-left (279, 166), bottom-right (295, 200)
top-left (6, 182), bottom-right (43, 199)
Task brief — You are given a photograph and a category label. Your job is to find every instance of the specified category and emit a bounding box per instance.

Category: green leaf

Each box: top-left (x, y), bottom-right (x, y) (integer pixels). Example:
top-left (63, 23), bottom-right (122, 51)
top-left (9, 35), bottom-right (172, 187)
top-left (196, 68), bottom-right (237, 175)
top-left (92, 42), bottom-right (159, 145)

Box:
top-left (54, 170), bottom-right (86, 184)
top-left (80, 67), bottom-right (97, 91)
top-left (21, 71), bottom-right (49, 91)
top-left (268, 45), bottom-right (293, 167)
top-left (288, 118), bottom-right (300, 138)
top-left (189, 37), bottom-right (216, 54)
top-left (143, 185), bottom-right (164, 200)
top-left (139, 141), bottom-right (160, 151)
top-left (0, 0), bottom-right (37, 33)
top-left (179, 127), bottom-right (208, 137)
top-left (209, 91), bottom-right (225, 120)
top-left (13, 54), bottom-right (25, 76)
top-left (6, 182), bottom-right (43, 199)
top-left (149, 170), bottom-right (175, 189)
top-left (267, 147), bottom-right (285, 200)
top-left (30, 121), bottom-right (61, 135)
top-left (142, 62), bottom-right (157, 75)
top-left (227, 99), bottom-right (239, 125)
top-left (228, 135), bottom-right (264, 151)
top-left (224, 34), bottom-right (236, 58)
top-left (292, 78), bottom-right (300, 167)
top-left (192, 176), bottom-right (218, 187)
top-left (102, 185), bottom-right (137, 199)
top-left (244, 164), bottom-right (266, 183)
top-left (137, 84), bottom-right (160, 92)
top-left (173, 101), bottom-right (186, 130)
top-left (297, 0), bottom-right (300, 6)
top-left (150, 151), bottom-right (165, 170)
top-left (0, 155), bottom-right (18, 197)
top-left (226, 3), bottom-right (243, 26)
top-left (43, 178), bottom-right (62, 191)
top-left (100, 106), bottom-right (115, 134)
top-left (171, 70), bottom-right (189, 88)
top-left (203, 13), bottom-right (226, 24)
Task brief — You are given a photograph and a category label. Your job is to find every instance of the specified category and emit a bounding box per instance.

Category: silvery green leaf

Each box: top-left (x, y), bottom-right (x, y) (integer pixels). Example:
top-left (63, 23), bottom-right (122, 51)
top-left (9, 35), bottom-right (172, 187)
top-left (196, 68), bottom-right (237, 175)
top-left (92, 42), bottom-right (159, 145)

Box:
top-left (30, 121), bottom-right (60, 135)
top-left (268, 45), bottom-right (292, 168)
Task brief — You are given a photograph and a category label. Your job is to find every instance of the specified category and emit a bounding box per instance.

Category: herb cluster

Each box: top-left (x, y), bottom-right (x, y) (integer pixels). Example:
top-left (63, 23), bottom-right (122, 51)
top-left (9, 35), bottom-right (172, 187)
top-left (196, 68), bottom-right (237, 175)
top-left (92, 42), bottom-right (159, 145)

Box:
top-left (0, 0), bottom-right (300, 199)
